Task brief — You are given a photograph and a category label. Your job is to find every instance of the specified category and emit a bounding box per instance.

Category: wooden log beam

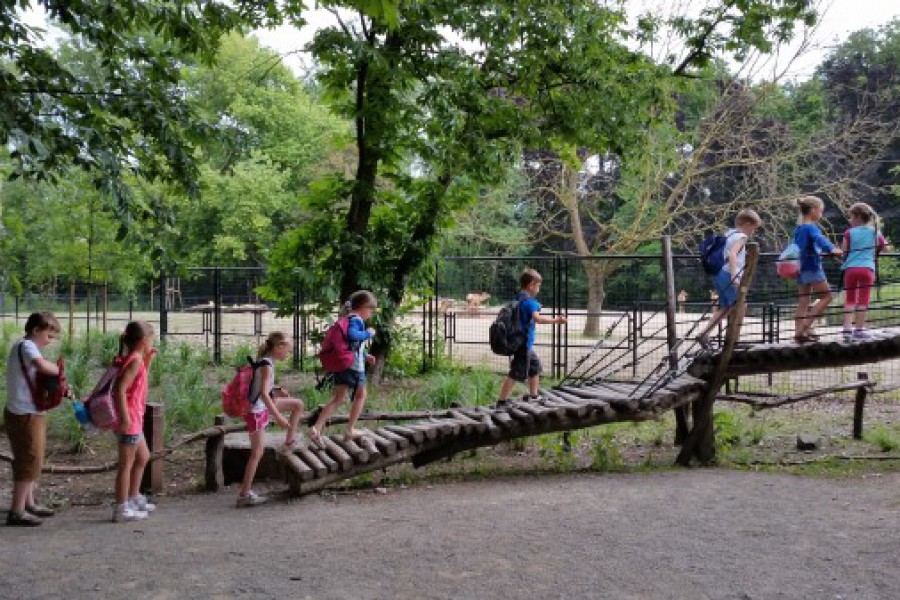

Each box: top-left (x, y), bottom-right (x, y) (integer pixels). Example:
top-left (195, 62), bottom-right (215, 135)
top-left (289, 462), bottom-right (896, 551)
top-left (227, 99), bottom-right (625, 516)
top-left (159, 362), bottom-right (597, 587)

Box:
top-left (717, 379), bottom-right (875, 410)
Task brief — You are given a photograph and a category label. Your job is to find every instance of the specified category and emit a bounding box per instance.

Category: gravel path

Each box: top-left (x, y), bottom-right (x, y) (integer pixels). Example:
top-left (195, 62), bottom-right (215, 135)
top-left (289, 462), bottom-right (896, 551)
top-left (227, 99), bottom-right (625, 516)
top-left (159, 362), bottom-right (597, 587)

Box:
top-left (1, 470), bottom-right (898, 600)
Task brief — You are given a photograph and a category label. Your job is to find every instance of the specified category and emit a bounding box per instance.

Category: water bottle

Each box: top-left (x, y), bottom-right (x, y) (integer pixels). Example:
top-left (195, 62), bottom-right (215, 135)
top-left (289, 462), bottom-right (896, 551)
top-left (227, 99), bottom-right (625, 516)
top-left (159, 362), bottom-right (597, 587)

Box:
top-left (73, 399), bottom-right (90, 425)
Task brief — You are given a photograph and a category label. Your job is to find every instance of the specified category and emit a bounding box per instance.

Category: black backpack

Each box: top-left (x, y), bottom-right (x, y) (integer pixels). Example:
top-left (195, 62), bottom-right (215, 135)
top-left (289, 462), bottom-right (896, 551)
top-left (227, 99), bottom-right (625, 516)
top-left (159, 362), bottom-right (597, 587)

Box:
top-left (699, 231), bottom-right (736, 275)
top-left (489, 301), bottom-right (526, 356)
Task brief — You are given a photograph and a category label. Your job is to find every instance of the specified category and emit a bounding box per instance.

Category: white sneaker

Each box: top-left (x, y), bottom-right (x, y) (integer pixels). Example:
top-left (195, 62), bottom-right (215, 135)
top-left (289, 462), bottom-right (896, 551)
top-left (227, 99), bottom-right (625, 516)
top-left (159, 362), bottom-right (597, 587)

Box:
top-left (236, 490), bottom-right (268, 508)
top-left (112, 503), bottom-right (148, 523)
top-left (128, 494), bottom-right (156, 513)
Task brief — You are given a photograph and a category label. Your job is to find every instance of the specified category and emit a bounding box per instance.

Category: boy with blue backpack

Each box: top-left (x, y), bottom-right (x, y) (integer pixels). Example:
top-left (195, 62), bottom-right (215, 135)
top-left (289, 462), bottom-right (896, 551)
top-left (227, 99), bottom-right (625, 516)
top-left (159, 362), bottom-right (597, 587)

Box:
top-left (495, 268), bottom-right (567, 406)
top-left (697, 209), bottom-right (762, 348)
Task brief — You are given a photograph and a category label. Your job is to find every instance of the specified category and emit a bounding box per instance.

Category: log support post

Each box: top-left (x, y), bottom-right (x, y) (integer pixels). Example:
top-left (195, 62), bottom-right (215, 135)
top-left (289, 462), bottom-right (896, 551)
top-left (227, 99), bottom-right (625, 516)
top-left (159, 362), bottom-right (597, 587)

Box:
top-left (205, 415), bottom-right (226, 492)
top-left (677, 243), bottom-right (759, 466)
top-left (853, 372), bottom-right (868, 440)
top-left (663, 236), bottom-right (689, 445)
top-left (141, 403), bottom-right (164, 494)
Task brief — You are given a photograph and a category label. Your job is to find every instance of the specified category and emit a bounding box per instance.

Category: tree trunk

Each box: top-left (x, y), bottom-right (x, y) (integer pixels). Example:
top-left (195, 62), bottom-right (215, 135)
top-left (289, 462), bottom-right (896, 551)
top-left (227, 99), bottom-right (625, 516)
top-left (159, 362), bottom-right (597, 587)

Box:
top-left (582, 263), bottom-right (607, 337)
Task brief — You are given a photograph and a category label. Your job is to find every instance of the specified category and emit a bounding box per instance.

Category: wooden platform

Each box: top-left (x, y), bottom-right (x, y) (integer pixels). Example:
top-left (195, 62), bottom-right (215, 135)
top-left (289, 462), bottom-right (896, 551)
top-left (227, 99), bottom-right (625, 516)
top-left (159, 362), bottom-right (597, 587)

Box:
top-left (689, 328), bottom-right (900, 378)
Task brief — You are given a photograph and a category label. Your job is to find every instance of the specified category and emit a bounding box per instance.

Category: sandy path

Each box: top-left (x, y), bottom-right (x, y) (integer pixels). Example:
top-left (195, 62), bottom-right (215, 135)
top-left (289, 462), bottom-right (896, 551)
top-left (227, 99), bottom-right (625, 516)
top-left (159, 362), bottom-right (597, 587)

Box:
top-left (1, 470), bottom-right (899, 599)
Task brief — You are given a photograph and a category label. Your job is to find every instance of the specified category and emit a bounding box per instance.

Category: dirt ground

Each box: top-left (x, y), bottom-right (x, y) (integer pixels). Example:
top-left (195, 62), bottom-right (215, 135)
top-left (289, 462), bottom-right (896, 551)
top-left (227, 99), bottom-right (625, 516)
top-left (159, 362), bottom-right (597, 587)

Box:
top-left (1, 469), bottom-right (899, 600)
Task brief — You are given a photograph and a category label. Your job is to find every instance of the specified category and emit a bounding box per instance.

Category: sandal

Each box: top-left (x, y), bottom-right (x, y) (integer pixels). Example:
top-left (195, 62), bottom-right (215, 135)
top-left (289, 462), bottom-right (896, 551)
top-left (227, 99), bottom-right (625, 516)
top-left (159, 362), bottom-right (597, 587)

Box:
top-left (793, 333), bottom-right (812, 344)
top-left (343, 428), bottom-right (369, 441)
top-left (308, 428), bottom-right (326, 449)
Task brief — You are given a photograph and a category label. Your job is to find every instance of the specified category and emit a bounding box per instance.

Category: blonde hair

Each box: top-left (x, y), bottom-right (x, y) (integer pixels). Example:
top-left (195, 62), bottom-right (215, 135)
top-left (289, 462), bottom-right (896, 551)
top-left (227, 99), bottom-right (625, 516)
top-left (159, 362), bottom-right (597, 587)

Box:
top-left (24, 312), bottom-right (61, 336)
top-left (520, 268), bottom-right (543, 289)
top-left (258, 331), bottom-right (288, 359)
top-left (849, 202), bottom-right (878, 228)
top-left (795, 195), bottom-right (824, 216)
top-left (735, 209), bottom-right (762, 228)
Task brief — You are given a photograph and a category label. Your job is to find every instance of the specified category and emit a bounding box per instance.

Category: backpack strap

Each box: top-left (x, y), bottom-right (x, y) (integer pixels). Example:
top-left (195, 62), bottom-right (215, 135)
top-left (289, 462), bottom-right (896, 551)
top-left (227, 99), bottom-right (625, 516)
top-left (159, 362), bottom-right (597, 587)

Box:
top-left (245, 356), bottom-right (271, 404)
top-left (17, 341), bottom-right (39, 403)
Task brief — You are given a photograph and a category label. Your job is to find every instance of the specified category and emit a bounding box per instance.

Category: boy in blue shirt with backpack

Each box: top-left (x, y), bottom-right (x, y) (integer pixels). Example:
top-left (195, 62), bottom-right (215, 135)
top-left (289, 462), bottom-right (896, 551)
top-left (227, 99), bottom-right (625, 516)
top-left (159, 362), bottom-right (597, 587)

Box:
top-left (497, 268), bottom-right (567, 406)
top-left (697, 209), bottom-right (762, 348)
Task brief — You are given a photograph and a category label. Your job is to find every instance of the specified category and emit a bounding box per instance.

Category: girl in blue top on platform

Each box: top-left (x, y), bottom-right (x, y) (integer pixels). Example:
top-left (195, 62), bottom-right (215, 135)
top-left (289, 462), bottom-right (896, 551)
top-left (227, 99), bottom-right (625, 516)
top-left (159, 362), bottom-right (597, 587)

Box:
top-left (309, 290), bottom-right (377, 447)
top-left (793, 195), bottom-right (843, 343)
top-left (841, 203), bottom-right (888, 341)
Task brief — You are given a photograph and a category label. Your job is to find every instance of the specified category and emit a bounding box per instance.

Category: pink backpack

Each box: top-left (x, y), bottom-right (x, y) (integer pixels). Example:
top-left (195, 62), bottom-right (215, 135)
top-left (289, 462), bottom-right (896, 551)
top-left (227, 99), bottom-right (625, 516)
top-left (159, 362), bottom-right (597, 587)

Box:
top-left (318, 317), bottom-right (354, 373)
top-left (222, 357), bottom-right (264, 418)
top-left (83, 355), bottom-right (134, 430)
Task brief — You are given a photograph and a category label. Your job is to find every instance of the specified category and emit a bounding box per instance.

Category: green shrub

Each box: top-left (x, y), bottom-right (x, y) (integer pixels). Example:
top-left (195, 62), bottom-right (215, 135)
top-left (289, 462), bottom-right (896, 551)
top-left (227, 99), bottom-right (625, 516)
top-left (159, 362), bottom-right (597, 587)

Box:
top-left (866, 426), bottom-right (900, 453)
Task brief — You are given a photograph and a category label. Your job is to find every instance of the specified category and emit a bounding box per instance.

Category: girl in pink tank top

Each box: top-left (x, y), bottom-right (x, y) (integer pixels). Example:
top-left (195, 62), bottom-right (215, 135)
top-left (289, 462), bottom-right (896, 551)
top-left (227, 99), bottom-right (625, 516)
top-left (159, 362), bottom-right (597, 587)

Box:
top-left (111, 321), bottom-right (157, 523)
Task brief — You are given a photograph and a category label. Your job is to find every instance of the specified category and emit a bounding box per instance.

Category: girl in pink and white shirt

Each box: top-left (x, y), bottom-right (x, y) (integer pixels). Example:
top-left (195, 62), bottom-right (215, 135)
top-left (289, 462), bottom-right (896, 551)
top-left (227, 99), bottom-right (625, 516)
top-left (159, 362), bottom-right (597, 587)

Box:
top-left (112, 321), bottom-right (157, 523)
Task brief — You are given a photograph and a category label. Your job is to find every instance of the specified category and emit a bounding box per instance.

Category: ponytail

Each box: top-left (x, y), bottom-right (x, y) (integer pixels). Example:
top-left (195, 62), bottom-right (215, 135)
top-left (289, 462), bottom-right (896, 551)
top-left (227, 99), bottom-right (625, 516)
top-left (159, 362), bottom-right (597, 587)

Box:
top-left (258, 331), bottom-right (287, 359)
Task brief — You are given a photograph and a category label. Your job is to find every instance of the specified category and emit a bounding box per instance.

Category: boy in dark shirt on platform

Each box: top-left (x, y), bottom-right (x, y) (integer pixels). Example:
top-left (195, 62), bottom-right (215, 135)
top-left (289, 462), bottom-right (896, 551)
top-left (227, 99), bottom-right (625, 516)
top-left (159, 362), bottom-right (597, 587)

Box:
top-left (497, 268), bottom-right (567, 406)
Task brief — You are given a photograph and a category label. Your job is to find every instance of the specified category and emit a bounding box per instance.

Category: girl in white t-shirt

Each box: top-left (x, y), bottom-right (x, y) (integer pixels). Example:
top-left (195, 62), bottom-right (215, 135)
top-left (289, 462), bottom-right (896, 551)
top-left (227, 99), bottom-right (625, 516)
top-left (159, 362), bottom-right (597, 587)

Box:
top-left (236, 331), bottom-right (304, 508)
top-left (4, 312), bottom-right (62, 527)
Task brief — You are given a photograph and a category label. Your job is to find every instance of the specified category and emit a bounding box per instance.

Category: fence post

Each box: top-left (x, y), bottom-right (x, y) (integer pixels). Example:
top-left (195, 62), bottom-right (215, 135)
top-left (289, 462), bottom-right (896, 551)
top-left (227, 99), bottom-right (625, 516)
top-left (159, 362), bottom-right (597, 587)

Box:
top-left (158, 273), bottom-right (168, 345)
top-left (293, 286), bottom-right (301, 371)
top-left (853, 372), bottom-right (869, 440)
top-left (141, 403), bottom-right (164, 494)
top-left (213, 267), bottom-right (221, 364)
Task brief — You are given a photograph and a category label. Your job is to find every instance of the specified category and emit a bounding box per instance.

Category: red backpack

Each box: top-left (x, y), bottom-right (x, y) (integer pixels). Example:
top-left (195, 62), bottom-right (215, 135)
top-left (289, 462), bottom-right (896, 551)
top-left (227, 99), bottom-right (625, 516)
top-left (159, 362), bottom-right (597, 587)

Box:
top-left (318, 317), bottom-right (355, 373)
top-left (18, 342), bottom-right (69, 411)
top-left (222, 357), bottom-right (265, 418)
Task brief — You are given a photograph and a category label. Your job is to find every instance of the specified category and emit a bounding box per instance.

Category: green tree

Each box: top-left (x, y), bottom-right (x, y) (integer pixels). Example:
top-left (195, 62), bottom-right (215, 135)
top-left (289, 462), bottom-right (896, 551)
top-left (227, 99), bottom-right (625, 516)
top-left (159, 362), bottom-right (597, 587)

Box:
top-left (265, 0), bottom-right (817, 353)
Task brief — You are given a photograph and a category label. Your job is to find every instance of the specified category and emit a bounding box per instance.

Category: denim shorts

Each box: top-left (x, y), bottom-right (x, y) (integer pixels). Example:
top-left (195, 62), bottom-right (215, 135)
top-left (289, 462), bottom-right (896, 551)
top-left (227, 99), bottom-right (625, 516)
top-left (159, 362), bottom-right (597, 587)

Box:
top-left (509, 348), bottom-right (543, 382)
top-left (712, 269), bottom-right (738, 309)
top-left (118, 433), bottom-right (143, 445)
top-left (798, 268), bottom-right (827, 286)
top-left (333, 369), bottom-right (365, 389)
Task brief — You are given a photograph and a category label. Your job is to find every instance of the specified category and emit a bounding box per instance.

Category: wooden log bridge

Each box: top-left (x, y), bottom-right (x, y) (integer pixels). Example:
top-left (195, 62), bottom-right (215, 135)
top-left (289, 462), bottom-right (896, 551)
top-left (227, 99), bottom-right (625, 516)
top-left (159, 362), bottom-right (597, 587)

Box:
top-left (208, 240), bottom-right (900, 495)
top-left (270, 374), bottom-right (708, 496)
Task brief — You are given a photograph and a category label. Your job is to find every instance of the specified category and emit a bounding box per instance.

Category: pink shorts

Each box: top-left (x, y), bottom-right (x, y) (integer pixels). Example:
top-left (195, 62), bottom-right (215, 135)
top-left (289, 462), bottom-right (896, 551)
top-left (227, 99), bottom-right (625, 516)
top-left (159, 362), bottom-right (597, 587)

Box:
top-left (243, 409), bottom-right (270, 434)
top-left (844, 267), bottom-right (875, 306)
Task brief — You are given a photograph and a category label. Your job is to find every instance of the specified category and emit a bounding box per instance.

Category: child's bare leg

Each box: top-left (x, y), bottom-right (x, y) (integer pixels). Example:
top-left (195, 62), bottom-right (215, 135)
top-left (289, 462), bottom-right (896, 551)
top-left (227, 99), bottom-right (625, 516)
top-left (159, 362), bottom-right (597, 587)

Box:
top-left (239, 430), bottom-right (265, 496)
top-left (806, 282), bottom-right (832, 324)
top-left (128, 437), bottom-right (150, 499)
top-left (345, 386), bottom-right (368, 439)
top-left (527, 375), bottom-right (539, 397)
top-left (795, 284), bottom-right (812, 335)
top-left (115, 443), bottom-right (137, 504)
top-left (311, 386), bottom-right (347, 436)
top-left (499, 376), bottom-right (516, 401)
top-left (11, 481), bottom-right (33, 514)
top-left (843, 303), bottom-right (856, 330)
top-left (276, 397), bottom-right (304, 445)
top-left (855, 307), bottom-right (868, 329)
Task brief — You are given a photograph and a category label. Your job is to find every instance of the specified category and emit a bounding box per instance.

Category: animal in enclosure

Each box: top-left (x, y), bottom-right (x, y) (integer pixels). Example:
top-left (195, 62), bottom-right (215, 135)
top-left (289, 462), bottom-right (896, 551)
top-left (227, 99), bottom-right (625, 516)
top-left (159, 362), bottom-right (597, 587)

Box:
top-left (438, 298), bottom-right (456, 314)
top-left (465, 292), bottom-right (491, 314)
top-left (678, 290), bottom-right (687, 313)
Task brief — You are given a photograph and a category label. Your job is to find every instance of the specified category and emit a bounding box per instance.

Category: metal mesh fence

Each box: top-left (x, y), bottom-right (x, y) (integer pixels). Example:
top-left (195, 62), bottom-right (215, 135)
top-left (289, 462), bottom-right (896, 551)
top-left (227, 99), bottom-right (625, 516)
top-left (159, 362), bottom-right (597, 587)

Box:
top-left (2, 253), bottom-right (898, 395)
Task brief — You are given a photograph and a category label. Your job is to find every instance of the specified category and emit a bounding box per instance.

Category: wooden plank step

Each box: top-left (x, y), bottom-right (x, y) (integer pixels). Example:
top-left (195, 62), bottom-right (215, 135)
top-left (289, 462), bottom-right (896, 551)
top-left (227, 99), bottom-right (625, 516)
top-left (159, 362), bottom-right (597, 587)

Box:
top-left (375, 427), bottom-right (410, 449)
top-left (357, 435), bottom-right (381, 460)
top-left (322, 437), bottom-right (354, 471)
top-left (279, 450), bottom-right (314, 482)
top-left (312, 444), bottom-right (339, 473)
top-left (335, 437), bottom-right (369, 464)
top-left (384, 425), bottom-right (424, 444)
top-left (367, 431), bottom-right (397, 455)
top-left (295, 446), bottom-right (328, 478)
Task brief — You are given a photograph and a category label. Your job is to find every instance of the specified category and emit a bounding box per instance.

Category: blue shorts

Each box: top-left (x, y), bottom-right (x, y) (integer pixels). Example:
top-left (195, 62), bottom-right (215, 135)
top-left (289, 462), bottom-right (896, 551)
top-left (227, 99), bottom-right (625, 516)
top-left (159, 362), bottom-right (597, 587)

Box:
top-left (333, 369), bottom-right (365, 389)
top-left (713, 269), bottom-right (738, 309)
top-left (798, 268), bottom-right (827, 286)
top-left (118, 433), bottom-right (143, 445)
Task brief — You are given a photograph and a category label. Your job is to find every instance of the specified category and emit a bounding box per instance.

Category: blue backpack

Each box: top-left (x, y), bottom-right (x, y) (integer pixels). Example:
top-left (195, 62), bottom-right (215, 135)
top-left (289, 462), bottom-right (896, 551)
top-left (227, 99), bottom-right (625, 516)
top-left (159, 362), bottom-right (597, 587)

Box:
top-left (699, 231), bottom-right (736, 275)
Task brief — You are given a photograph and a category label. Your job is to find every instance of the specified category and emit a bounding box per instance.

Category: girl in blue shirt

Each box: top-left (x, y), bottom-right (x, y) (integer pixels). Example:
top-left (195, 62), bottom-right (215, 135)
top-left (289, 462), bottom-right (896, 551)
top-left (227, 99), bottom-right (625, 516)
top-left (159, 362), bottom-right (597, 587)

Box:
top-left (793, 196), bottom-right (843, 343)
top-left (310, 290), bottom-right (377, 446)
top-left (841, 203), bottom-right (888, 340)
